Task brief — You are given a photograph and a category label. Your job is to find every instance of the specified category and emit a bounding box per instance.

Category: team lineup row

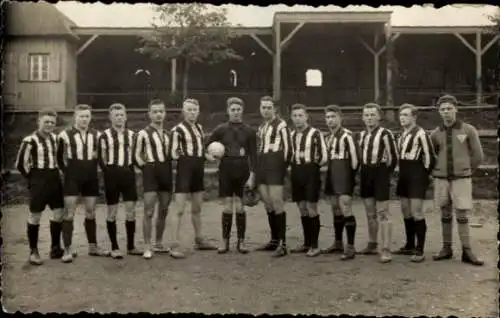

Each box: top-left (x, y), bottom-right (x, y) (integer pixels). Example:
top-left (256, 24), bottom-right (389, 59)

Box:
top-left (16, 94), bottom-right (484, 266)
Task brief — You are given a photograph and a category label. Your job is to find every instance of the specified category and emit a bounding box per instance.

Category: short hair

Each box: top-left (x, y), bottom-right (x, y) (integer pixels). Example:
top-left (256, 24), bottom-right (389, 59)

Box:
top-left (363, 102), bottom-right (383, 115)
top-left (74, 104), bottom-right (92, 112)
top-left (436, 94), bottom-right (458, 107)
top-left (109, 103), bottom-right (126, 112)
top-left (324, 104), bottom-right (342, 115)
top-left (38, 110), bottom-right (57, 118)
top-left (148, 99), bottom-right (165, 109)
top-left (227, 97), bottom-right (244, 108)
top-left (260, 96), bottom-right (274, 103)
top-left (183, 98), bottom-right (199, 107)
top-left (399, 103), bottom-right (418, 116)
top-left (291, 103), bottom-right (307, 112)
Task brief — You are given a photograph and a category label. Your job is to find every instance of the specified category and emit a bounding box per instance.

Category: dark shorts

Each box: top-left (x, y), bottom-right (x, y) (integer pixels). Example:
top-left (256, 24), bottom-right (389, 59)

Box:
top-left (360, 164), bottom-right (391, 201)
top-left (218, 157), bottom-right (250, 198)
top-left (396, 160), bottom-right (429, 199)
top-left (324, 160), bottom-right (355, 196)
top-left (175, 157), bottom-right (205, 193)
top-left (256, 152), bottom-right (287, 186)
top-left (103, 165), bottom-right (138, 205)
top-left (291, 163), bottom-right (321, 203)
top-left (63, 161), bottom-right (99, 197)
top-left (28, 169), bottom-right (64, 213)
top-left (143, 161), bottom-right (173, 193)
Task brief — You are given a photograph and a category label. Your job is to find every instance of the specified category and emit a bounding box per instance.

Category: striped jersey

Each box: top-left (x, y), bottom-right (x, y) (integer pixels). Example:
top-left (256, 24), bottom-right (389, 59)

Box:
top-left (326, 127), bottom-right (359, 170)
top-left (15, 131), bottom-right (58, 177)
top-left (135, 125), bottom-right (176, 166)
top-left (359, 126), bottom-right (398, 170)
top-left (171, 121), bottom-right (205, 159)
top-left (57, 127), bottom-right (101, 170)
top-left (257, 117), bottom-right (292, 162)
top-left (98, 127), bottom-right (135, 167)
top-left (398, 125), bottom-right (435, 171)
top-left (290, 126), bottom-right (328, 165)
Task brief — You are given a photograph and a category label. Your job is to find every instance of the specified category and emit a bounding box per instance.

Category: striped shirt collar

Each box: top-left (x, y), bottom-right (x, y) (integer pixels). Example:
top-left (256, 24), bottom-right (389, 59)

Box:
top-left (148, 124), bottom-right (165, 133)
top-left (402, 124), bottom-right (419, 136)
top-left (364, 125), bottom-right (382, 134)
top-left (329, 126), bottom-right (344, 138)
top-left (34, 130), bottom-right (52, 140)
top-left (294, 125), bottom-right (310, 134)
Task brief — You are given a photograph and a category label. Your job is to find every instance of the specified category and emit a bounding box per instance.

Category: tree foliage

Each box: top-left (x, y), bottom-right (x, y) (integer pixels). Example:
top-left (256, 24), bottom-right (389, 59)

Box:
top-left (137, 4), bottom-right (243, 100)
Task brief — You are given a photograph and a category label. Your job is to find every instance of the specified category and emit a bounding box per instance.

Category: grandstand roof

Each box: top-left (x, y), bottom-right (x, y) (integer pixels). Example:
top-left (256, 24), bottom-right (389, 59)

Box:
top-left (55, 2), bottom-right (497, 28)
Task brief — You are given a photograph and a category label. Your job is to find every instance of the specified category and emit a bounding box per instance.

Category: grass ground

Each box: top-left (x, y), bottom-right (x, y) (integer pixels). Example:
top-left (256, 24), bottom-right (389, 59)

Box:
top-left (2, 200), bottom-right (498, 316)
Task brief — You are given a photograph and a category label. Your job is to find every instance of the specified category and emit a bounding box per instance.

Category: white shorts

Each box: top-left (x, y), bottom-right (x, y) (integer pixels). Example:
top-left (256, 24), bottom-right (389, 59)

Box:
top-left (433, 178), bottom-right (473, 210)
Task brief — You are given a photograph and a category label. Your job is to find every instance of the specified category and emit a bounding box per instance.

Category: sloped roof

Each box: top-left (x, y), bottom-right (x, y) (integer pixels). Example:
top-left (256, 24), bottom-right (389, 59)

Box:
top-left (54, 3), bottom-right (497, 28)
top-left (6, 1), bottom-right (78, 38)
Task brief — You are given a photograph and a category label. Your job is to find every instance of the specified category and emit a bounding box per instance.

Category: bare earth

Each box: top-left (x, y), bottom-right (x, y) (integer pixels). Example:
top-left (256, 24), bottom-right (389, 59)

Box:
top-left (2, 200), bottom-right (498, 316)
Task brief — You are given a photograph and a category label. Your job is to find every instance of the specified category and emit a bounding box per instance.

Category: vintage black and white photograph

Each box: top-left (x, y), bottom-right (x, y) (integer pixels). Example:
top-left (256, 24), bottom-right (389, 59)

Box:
top-left (1, 1), bottom-right (498, 315)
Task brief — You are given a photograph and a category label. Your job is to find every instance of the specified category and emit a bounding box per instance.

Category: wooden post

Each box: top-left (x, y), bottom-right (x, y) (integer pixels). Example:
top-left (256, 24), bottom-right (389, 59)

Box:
top-left (374, 54), bottom-right (380, 103)
top-left (385, 22), bottom-right (394, 107)
top-left (475, 31), bottom-right (482, 106)
top-left (273, 22), bottom-right (282, 102)
top-left (171, 38), bottom-right (177, 94)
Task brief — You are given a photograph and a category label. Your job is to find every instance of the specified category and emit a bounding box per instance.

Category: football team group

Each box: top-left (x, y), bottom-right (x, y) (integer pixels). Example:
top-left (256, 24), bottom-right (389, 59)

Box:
top-left (15, 94), bottom-right (485, 267)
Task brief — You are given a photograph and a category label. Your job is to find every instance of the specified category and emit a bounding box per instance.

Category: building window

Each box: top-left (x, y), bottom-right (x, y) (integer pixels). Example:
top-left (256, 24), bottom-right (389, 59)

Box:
top-left (29, 53), bottom-right (50, 81)
top-left (305, 69), bottom-right (322, 87)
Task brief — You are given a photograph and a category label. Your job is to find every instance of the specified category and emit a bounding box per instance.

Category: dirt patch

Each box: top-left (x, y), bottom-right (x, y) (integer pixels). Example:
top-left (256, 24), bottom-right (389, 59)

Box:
top-left (2, 200), bottom-right (497, 315)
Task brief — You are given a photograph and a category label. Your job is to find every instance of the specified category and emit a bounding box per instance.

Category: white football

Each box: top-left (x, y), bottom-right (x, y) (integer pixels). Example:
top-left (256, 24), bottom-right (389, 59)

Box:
top-left (207, 141), bottom-right (225, 158)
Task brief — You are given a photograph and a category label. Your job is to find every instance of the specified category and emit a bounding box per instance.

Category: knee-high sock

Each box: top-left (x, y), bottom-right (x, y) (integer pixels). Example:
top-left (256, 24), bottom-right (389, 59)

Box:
top-left (221, 212), bottom-right (233, 240)
top-left (441, 215), bottom-right (453, 248)
top-left (456, 213), bottom-right (471, 249)
top-left (62, 220), bottom-right (74, 249)
top-left (107, 221), bottom-right (119, 250)
top-left (84, 218), bottom-right (97, 244)
top-left (27, 223), bottom-right (40, 250)
top-left (236, 212), bottom-right (246, 240)
top-left (49, 220), bottom-right (63, 249)
top-left (403, 217), bottom-right (415, 248)
top-left (125, 220), bottom-right (136, 250)
top-left (414, 218), bottom-right (427, 252)
top-left (275, 212), bottom-right (287, 245)
top-left (333, 215), bottom-right (345, 242)
top-left (268, 211), bottom-right (277, 242)
top-left (344, 215), bottom-right (357, 246)
top-left (300, 216), bottom-right (310, 247)
top-left (310, 215), bottom-right (321, 249)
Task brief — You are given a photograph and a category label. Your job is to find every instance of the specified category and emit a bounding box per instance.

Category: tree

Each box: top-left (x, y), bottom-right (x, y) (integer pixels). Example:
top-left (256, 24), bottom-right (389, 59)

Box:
top-left (137, 4), bottom-right (243, 100)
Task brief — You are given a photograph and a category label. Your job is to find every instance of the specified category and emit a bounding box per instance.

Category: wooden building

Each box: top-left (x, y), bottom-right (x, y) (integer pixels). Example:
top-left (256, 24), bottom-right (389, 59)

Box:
top-left (4, 2), bottom-right (79, 110)
top-left (3, 2), bottom-right (499, 112)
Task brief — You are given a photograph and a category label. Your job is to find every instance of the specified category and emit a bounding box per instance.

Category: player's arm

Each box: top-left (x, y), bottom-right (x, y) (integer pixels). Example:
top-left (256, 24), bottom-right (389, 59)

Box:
top-left (15, 137), bottom-right (32, 178)
top-left (429, 128), bottom-right (440, 155)
top-left (247, 126), bottom-right (258, 173)
top-left (56, 131), bottom-right (68, 172)
top-left (170, 128), bottom-right (181, 160)
top-left (417, 130), bottom-right (434, 173)
top-left (383, 129), bottom-right (398, 172)
top-left (97, 133), bottom-right (107, 170)
top-left (206, 124), bottom-right (224, 146)
top-left (316, 131), bottom-right (328, 166)
top-left (279, 123), bottom-right (293, 163)
top-left (134, 130), bottom-right (146, 168)
top-left (466, 124), bottom-right (484, 170)
top-left (345, 133), bottom-right (360, 171)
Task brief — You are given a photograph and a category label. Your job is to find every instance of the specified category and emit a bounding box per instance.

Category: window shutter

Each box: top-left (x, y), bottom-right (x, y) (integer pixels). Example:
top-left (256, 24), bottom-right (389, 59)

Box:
top-left (50, 53), bottom-right (61, 82)
top-left (18, 53), bottom-right (29, 82)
